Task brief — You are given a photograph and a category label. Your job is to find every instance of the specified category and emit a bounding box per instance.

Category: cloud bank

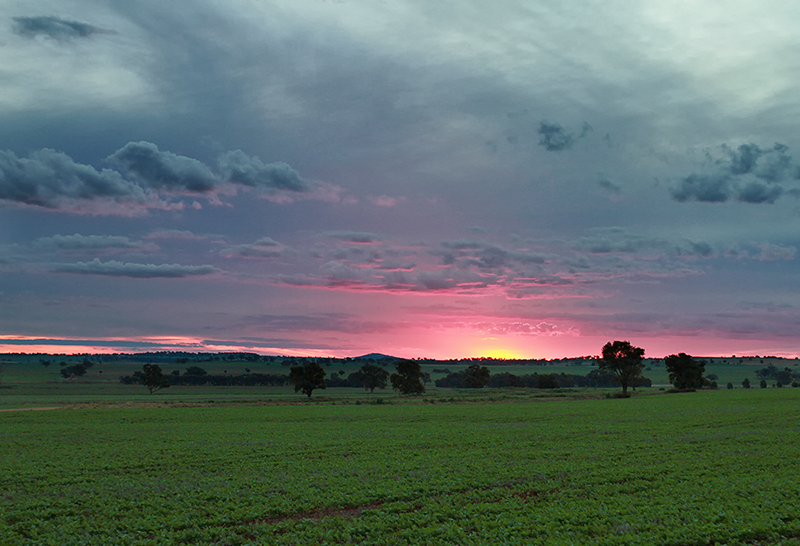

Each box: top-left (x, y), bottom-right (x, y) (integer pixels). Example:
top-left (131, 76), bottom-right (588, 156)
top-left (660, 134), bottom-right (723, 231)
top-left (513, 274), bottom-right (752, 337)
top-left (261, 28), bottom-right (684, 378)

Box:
top-left (0, 143), bottom-right (316, 214)
top-left (52, 258), bottom-right (221, 278)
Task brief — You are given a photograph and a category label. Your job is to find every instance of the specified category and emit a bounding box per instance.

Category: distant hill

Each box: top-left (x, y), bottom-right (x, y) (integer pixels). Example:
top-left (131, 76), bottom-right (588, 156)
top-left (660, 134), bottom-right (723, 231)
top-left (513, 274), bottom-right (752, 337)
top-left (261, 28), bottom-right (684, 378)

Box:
top-left (354, 353), bottom-right (403, 361)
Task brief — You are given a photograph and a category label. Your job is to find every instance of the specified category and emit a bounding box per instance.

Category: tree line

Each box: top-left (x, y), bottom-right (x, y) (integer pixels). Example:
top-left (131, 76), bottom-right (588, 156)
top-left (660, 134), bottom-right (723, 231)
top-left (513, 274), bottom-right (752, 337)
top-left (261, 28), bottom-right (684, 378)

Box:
top-left (120, 340), bottom-right (782, 398)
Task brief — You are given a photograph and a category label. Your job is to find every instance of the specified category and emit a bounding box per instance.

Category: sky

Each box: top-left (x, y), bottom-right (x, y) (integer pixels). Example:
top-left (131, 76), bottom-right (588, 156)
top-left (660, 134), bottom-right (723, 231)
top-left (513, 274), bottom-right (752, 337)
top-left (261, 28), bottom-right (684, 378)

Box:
top-left (2, 1), bottom-right (800, 359)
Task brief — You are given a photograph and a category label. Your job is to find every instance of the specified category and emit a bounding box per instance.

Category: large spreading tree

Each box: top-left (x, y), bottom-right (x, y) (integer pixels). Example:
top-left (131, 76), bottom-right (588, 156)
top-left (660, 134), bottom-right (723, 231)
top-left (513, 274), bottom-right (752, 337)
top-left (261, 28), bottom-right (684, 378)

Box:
top-left (141, 363), bottom-right (170, 394)
top-left (599, 340), bottom-right (645, 397)
top-left (289, 361), bottom-right (327, 398)
top-left (390, 360), bottom-right (425, 395)
top-left (664, 353), bottom-right (705, 390)
top-left (352, 363), bottom-right (390, 393)
top-left (462, 364), bottom-right (491, 388)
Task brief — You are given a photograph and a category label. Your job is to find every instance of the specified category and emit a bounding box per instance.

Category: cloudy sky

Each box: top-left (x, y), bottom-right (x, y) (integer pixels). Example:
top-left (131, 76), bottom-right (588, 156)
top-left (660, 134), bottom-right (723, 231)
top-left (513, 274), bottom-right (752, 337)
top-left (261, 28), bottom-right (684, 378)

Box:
top-left (2, 1), bottom-right (800, 359)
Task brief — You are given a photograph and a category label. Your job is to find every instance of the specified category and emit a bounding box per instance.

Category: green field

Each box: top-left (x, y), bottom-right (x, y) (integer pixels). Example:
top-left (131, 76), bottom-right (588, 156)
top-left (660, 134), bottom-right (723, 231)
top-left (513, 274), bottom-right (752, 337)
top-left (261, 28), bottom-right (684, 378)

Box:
top-left (2, 389), bottom-right (800, 545)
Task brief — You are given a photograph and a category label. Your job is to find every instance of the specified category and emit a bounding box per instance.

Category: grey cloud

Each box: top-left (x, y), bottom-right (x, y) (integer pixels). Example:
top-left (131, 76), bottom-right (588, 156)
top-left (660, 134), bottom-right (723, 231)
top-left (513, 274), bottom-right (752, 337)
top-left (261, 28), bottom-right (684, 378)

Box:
top-left (597, 176), bottom-right (621, 194)
top-left (671, 174), bottom-right (732, 203)
top-left (52, 258), bottom-right (221, 278)
top-left (33, 234), bottom-right (143, 250)
top-left (415, 272), bottom-right (459, 291)
top-left (725, 143), bottom-right (792, 181)
top-left (737, 182), bottom-right (783, 204)
top-left (221, 237), bottom-right (285, 258)
top-left (108, 141), bottom-right (218, 193)
top-left (12, 16), bottom-right (107, 40)
top-left (0, 148), bottom-right (148, 209)
top-left (236, 313), bottom-right (358, 333)
top-left (218, 151), bottom-right (310, 192)
top-left (682, 241), bottom-right (713, 257)
top-left (320, 261), bottom-right (365, 283)
top-left (0, 143), bottom-right (316, 212)
top-left (145, 229), bottom-right (205, 240)
top-left (437, 241), bottom-right (545, 270)
top-left (572, 229), bottom-right (716, 259)
top-left (327, 232), bottom-right (382, 244)
top-left (727, 143), bottom-right (761, 175)
top-left (537, 122), bottom-right (574, 151)
top-left (756, 243), bottom-right (796, 261)
top-left (673, 142), bottom-right (798, 204)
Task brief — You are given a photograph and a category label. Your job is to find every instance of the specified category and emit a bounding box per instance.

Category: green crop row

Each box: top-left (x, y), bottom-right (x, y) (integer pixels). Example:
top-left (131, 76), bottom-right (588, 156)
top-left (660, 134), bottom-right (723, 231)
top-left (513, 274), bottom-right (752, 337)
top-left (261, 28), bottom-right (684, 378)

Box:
top-left (2, 389), bottom-right (800, 545)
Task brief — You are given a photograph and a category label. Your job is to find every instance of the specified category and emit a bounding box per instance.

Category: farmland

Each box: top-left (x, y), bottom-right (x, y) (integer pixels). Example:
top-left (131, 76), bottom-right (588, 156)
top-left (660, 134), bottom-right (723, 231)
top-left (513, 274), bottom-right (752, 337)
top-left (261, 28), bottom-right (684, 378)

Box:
top-left (2, 387), bottom-right (800, 545)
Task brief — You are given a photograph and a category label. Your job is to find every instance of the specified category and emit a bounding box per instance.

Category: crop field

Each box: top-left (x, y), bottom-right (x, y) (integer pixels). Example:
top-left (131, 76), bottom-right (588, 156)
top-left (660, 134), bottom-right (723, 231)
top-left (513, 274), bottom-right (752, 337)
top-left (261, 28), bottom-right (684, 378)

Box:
top-left (2, 389), bottom-right (800, 545)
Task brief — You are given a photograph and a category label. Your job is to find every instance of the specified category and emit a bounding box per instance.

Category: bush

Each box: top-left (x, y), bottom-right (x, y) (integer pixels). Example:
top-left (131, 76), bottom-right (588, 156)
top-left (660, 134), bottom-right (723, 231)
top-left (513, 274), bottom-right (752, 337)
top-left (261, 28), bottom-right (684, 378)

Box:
top-left (727, 382), bottom-right (734, 390)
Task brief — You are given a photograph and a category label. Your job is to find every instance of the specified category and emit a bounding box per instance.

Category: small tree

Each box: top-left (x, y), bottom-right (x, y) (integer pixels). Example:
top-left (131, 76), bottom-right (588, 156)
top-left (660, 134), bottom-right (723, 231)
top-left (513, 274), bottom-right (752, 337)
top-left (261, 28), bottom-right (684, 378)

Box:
top-left (742, 377), bottom-right (751, 389)
top-left (289, 361), bottom-right (327, 398)
top-left (141, 364), bottom-right (170, 394)
top-left (352, 363), bottom-right (389, 393)
top-left (462, 364), bottom-right (491, 388)
top-left (727, 382), bottom-right (734, 390)
top-left (60, 364), bottom-right (88, 380)
top-left (760, 379), bottom-right (768, 389)
top-left (664, 353), bottom-right (705, 390)
top-left (598, 340), bottom-right (645, 397)
top-left (184, 366), bottom-right (208, 376)
top-left (391, 360), bottom-right (425, 395)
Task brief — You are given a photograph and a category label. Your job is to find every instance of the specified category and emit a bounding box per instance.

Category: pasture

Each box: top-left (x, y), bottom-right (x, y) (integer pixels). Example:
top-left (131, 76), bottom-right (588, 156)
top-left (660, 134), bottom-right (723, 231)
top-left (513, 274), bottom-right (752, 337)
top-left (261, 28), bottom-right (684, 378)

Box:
top-left (2, 388), bottom-right (800, 545)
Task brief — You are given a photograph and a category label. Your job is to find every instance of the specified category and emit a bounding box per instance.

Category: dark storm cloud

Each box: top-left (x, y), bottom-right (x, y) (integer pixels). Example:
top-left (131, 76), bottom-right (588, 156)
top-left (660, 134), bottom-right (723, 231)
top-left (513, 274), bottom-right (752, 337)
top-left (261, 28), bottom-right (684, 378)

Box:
top-left (737, 182), bottom-right (783, 204)
top-left (728, 143), bottom-right (761, 175)
top-left (724, 143), bottom-right (792, 181)
top-left (52, 258), bottom-right (220, 278)
top-left (12, 16), bottom-right (107, 40)
top-left (218, 151), bottom-right (310, 192)
top-left (108, 141), bottom-right (218, 193)
top-left (671, 174), bottom-right (732, 203)
top-left (537, 122), bottom-right (574, 151)
top-left (0, 143), bottom-right (317, 213)
top-left (672, 142), bottom-right (799, 204)
top-left (0, 148), bottom-right (148, 209)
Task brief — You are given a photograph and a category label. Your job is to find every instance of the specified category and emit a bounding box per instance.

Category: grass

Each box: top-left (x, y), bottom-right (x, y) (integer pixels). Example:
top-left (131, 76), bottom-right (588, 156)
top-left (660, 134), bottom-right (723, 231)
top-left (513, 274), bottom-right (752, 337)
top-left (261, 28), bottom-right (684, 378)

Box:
top-left (2, 388), bottom-right (800, 544)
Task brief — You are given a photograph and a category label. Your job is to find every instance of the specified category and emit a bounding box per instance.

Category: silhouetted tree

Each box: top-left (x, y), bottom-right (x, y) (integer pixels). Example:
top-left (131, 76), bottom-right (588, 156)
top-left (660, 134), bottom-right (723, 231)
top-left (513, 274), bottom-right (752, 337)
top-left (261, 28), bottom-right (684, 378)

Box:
top-left (60, 364), bottom-right (87, 380)
top-left (391, 360), bottom-right (425, 395)
top-left (742, 377), bottom-right (751, 389)
top-left (184, 366), bottom-right (208, 376)
top-left (599, 340), bottom-right (645, 397)
top-left (141, 364), bottom-right (170, 394)
top-left (664, 353), bottom-right (705, 390)
top-left (289, 361), bottom-right (327, 398)
top-left (352, 363), bottom-right (389, 393)
top-left (462, 364), bottom-right (491, 388)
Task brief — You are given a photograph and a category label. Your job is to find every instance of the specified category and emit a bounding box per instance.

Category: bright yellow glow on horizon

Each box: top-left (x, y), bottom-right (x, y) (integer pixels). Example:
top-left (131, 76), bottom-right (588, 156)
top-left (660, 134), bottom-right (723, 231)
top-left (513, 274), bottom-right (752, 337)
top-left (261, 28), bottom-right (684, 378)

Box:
top-left (473, 347), bottom-right (521, 360)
